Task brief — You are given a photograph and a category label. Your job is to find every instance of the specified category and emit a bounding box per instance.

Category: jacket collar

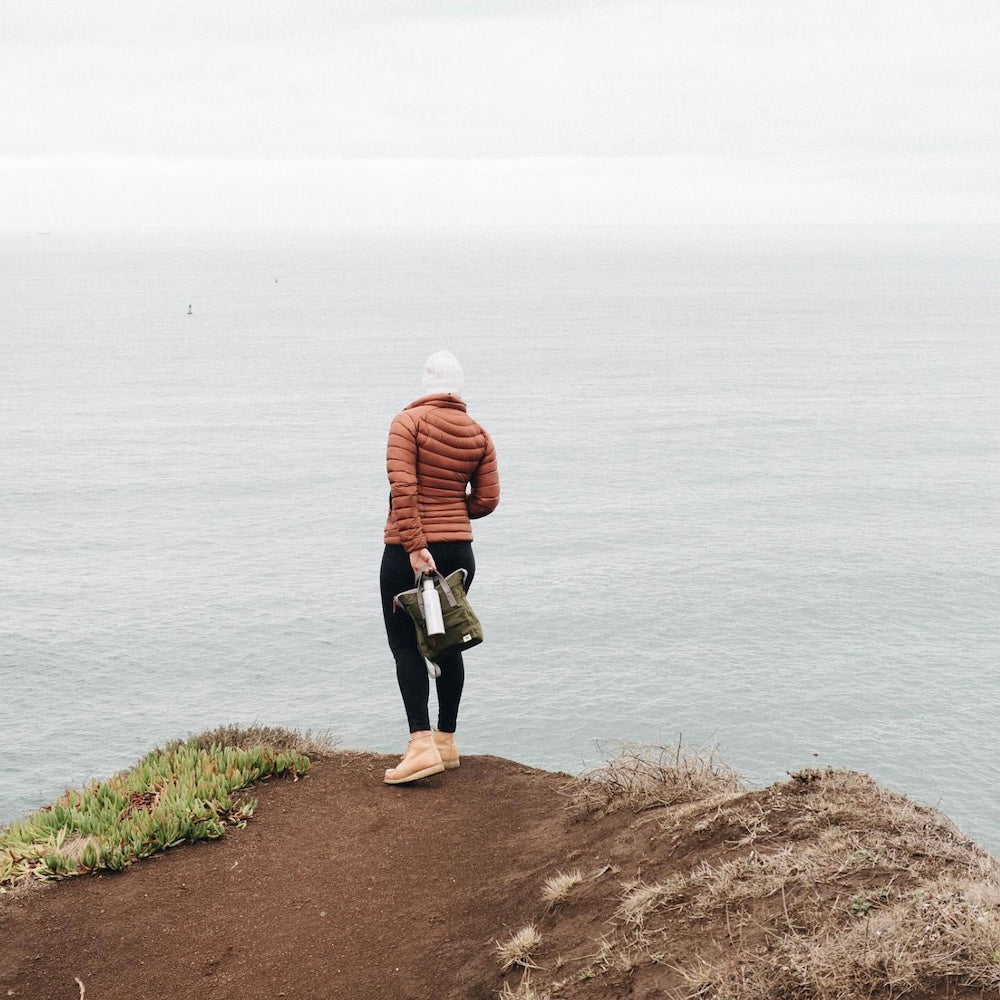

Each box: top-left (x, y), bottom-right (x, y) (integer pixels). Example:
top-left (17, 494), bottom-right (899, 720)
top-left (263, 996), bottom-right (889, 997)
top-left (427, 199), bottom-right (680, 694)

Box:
top-left (406, 393), bottom-right (467, 412)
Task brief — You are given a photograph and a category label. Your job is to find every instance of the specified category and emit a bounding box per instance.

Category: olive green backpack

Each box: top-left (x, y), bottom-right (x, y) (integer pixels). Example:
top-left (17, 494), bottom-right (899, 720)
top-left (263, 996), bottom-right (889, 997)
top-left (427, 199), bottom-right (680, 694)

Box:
top-left (393, 568), bottom-right (483, 664)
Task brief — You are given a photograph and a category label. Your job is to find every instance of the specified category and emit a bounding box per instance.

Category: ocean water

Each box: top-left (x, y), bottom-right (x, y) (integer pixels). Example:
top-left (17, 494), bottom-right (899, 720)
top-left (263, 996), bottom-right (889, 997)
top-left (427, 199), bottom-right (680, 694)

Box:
top-left (2, 225), bottom-right (998, 851)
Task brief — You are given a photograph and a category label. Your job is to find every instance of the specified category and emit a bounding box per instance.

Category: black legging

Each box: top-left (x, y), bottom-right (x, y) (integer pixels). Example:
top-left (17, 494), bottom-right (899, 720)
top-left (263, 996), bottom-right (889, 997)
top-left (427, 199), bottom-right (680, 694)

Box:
top-left (380, 541), bottom-right (476, 734)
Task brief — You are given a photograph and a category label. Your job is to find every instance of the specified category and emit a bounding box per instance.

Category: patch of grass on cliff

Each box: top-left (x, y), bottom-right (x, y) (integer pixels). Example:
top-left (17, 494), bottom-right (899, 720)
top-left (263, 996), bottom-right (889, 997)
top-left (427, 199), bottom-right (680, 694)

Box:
top-left (510, 744), bottom-right (1000, 999)
top-left (571, 738), bottom-right (742, 814)
top-left (0, 726), bottom-right (326, 886)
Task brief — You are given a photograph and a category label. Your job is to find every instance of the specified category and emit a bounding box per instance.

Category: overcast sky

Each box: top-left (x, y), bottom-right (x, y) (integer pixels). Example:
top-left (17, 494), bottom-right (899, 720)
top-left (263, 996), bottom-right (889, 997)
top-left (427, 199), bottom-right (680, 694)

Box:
top-left (2, 0), bottom-right (998, 229)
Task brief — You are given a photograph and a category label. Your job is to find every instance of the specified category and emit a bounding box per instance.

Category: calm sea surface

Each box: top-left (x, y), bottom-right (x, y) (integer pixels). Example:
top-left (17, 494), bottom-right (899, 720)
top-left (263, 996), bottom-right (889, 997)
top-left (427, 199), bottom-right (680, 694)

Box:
top-left (2, 225), bottom-right (998, 850)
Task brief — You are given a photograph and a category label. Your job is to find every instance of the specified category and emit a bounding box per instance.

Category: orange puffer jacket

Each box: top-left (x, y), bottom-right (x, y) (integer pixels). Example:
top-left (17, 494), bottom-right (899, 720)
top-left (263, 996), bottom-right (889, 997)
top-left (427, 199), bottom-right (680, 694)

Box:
top-left (384, 393), bottom-right (500, 552)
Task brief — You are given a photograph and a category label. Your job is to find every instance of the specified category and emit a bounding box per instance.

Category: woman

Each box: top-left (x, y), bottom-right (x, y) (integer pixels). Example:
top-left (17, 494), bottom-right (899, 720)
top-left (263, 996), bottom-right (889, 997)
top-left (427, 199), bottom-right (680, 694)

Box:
top-left (380, 350), bottom-right (500, 784)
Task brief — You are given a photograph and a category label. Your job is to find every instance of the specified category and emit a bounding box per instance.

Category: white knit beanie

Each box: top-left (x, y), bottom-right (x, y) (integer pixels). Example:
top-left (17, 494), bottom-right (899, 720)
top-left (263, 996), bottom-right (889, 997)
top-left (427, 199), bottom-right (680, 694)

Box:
top-left (421, 350), bottom-right (465, 397)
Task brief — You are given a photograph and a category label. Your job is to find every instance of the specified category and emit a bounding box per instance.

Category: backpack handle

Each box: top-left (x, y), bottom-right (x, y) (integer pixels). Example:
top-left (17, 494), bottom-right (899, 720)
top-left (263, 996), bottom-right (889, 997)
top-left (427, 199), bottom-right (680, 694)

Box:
top-left (413, 568), bottom-right (465, 610)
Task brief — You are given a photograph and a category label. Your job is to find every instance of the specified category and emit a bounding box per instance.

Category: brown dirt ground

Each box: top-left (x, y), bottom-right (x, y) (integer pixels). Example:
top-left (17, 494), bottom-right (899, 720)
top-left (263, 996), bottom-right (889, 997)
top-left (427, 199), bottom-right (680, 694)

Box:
top-left (0, 752), bottom-right (994, 1000)
top-left (0, 753), bottom-right (608, 1000)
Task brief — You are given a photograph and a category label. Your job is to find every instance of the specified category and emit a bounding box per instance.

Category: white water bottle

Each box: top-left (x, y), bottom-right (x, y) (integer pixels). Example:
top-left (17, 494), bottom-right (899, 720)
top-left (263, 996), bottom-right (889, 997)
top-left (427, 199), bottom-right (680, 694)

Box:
top-left (421, 578), bottom-right (445, 636)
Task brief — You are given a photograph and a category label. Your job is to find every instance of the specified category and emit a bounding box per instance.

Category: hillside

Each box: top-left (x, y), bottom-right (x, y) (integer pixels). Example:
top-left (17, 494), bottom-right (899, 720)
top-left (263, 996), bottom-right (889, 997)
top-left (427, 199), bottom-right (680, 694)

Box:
top-left (2, 745), bottom-right (998, 999)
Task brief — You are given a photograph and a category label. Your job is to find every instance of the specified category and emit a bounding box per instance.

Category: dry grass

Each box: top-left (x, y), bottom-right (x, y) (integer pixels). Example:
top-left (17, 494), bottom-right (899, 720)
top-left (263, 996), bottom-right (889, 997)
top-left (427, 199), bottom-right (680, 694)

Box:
top-left (570, 738), bottom-right (742, 815)
top-left (499, 746), bottom-right (1000, 999)
top-left (174, 724), bottom-right (337, 756)
top-left (496, 924), bottom-right (543, 972)
top-left (770, 873), bottom-right (1000, 999)
top-left (638, 769), bottom-right (1000, 997)
top-left (541, 870), bottom-right (584, 909)
top-left (497, 970), bottom-right (550, 999)
top-left (617, 878), bottom-right (679, 928)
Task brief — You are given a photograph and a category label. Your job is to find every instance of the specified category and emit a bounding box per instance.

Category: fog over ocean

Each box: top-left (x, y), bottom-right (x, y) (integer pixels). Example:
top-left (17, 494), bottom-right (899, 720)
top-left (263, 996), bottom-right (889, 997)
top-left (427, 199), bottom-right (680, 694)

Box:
top-left (2, 225), bottom-right (998, 851)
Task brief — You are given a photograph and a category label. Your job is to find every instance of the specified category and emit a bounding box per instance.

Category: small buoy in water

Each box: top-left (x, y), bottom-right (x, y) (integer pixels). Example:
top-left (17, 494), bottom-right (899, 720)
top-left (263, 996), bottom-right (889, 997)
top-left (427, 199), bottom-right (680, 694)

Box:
top-left (187, 304), bottom-right (193, 315)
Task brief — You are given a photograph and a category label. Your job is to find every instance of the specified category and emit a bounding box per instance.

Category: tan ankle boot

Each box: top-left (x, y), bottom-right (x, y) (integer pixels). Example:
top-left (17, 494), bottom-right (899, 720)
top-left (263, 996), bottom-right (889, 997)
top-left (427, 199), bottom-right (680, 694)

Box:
top-left (433, 730), bottom-right (460, 770)
top-left (384, 731), bottom-right (445, 784)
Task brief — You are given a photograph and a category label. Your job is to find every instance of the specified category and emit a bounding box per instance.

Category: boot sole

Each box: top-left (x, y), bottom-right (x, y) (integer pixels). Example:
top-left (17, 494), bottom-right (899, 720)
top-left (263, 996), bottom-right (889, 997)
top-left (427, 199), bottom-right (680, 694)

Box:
top-left (383, 761), bottom-right (446, 785)
top-left (442, 759), bottom-right (460, 770)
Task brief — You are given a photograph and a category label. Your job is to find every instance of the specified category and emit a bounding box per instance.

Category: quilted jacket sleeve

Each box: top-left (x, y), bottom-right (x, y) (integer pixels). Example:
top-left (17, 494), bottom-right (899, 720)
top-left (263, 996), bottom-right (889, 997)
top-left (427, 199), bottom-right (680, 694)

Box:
top-left (386, 411), bottom-right (426, 552)
top-left (466, 431), bottom-right (500, 519)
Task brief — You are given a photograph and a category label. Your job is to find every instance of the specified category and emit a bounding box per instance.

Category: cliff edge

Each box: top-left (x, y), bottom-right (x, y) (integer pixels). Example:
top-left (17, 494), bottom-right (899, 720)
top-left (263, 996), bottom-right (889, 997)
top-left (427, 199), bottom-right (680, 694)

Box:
top-left (1, 747), bottom-right (998, 1000)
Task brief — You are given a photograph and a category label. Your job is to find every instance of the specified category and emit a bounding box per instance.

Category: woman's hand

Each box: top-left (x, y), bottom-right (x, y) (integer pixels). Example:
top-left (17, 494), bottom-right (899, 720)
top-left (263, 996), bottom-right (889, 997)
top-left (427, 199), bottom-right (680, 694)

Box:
top-left (409, 548), bottom-right (436, 574)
